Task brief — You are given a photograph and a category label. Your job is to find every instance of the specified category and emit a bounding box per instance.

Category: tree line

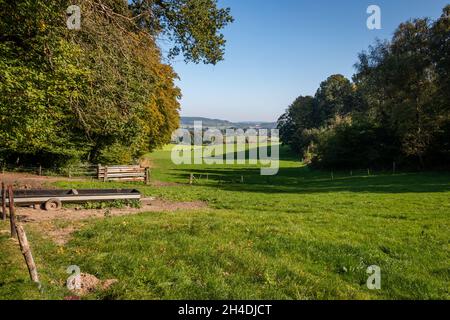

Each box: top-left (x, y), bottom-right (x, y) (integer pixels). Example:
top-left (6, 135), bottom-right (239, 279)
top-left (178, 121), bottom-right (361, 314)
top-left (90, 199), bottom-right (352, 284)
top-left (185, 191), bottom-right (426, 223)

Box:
top-left (278, 5), bottom-right (450, 170)
top-left (0, 0), bottom-right (233, 167)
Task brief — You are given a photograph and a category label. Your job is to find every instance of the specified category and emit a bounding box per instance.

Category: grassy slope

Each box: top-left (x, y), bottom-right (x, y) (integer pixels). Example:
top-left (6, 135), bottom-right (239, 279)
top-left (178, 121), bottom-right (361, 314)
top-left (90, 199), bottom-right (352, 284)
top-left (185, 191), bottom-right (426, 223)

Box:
top-left (1, 145), bottom-right (449, 299)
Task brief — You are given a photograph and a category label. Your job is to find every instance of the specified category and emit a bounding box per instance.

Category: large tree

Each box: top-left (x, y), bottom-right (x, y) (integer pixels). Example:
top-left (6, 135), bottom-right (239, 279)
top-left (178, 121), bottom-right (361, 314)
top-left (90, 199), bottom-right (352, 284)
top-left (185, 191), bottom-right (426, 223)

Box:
top-left (279, 5), bottom-right (450, 169)
top-left (129, 0), bottom-right (234, 64)
top-left (0, 0), bottom-right (233, 166)
top-left (314, 74), bottom-right (356, 126)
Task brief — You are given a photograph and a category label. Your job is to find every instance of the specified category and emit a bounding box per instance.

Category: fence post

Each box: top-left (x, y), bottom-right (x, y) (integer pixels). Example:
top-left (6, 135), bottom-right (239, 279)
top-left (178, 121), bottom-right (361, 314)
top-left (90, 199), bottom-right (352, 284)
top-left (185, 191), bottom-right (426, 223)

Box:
top-left (189, 174), bottom-right (194, 185)
top-left (241, 175), bottom-right (244, 184)
top-left (103, 166), bottom-right (108, 182)
top-left (1, 182), bottom-right (6, 221)
top-left (38, 165), bottom-right (42, 176)
top-left (145, 168), bottom-right (151, 185)
top-left (15, 224), bottom-right (40, 286)
top-left (8, 185), bottom-right (17, 239)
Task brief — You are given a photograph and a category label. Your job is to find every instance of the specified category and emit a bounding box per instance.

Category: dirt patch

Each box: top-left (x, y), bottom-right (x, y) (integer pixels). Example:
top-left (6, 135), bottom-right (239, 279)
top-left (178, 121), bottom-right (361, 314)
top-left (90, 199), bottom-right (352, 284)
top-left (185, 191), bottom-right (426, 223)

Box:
top-left (68, 273), bottom-right (118, 296)
top-left (2, 171), bottom-right (207, 244)
top-left (150, 180), bottom-right (181, 187)
top-left (0, 172), bottom-right (76, 190)
top-left (15, 199), bottom-right (207, 245)
top-left (17, 199), bottom-right (207, 224)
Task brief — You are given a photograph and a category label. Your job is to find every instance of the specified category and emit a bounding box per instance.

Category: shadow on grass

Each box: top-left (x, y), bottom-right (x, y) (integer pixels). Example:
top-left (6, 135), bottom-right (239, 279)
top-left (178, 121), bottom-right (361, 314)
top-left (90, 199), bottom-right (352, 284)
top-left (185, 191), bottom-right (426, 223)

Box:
top-left (168, 166), bottom-right (450, 194)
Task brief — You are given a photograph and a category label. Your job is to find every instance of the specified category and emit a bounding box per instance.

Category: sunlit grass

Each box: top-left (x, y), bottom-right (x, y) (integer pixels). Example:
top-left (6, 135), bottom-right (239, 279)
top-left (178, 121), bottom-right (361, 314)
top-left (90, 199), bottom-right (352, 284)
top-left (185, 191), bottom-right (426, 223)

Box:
top-left (1, 145), bottom-right (449, 299)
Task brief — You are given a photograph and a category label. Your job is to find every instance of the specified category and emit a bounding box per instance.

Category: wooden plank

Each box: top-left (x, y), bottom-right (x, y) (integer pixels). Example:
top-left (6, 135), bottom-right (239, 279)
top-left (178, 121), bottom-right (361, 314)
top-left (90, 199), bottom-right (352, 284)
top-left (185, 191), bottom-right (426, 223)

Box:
top-left (98, 170), bottom-right (146, 175)
top-left (106, 177), bottom-right (145, 182)
top-left (98, 173), bottom-right (146, 178)
top-left (98, 165), bottom-right (141, 170)
top-left (98, 168), bottom-right (145, 173)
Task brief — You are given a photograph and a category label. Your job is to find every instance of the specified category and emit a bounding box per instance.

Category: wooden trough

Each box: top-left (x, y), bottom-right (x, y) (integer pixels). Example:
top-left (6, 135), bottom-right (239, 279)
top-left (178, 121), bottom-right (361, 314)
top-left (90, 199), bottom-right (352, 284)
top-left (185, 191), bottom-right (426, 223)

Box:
top-left (4, 189), bottom-right (141, 211)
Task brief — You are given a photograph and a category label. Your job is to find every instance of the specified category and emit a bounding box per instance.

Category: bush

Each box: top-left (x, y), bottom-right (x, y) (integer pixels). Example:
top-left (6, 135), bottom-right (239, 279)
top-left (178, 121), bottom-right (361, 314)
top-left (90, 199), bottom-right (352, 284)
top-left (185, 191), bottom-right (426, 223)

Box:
top-left (305, 117), bottom-right (401, 170)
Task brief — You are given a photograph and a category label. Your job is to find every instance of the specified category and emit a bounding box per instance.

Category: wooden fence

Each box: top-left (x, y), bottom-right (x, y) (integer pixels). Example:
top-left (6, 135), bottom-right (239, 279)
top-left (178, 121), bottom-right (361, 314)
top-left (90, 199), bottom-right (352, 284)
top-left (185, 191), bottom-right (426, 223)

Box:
top-left (97, 165), bottom-right (150, 184)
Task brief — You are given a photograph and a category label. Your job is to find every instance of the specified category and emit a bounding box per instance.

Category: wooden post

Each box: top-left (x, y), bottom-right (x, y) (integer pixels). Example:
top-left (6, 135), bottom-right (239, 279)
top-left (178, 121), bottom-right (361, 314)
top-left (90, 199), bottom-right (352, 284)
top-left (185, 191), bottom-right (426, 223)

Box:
top-left (97, 164), bottom-right (101, 180)
top-left (8, 185), bottom-right (17, 239)
top-left (103, 166), bottom-right (108, 182)
top-left (145, 168), bottom-right (151, 185)
top-left (15, 224), bottom-right (40, 285)
top-left (189, 174), bottom-right (194, 185)
top-left (38, 165), bottom-right (42, 176)
top-left (1, 182), bottom-right (6, 221)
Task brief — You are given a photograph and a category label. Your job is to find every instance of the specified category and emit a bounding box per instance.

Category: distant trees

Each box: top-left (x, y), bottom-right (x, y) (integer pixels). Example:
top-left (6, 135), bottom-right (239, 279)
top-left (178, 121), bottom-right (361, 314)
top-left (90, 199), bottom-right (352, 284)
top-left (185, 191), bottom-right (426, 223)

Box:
top-left (278, 5), bottom-right (450, 170)
top-left (0, 0), bottom-right (233, 166)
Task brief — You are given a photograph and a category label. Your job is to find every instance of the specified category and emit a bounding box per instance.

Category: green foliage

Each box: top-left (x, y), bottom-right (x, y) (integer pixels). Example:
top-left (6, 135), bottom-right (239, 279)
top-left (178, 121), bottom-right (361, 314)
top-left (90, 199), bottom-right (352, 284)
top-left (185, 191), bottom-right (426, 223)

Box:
top-left (310, 117), bottom-right (400, 169)
top-left (279, 5), bottom-right (450, 170)
top-left (81, 199), bottom-right (142, 210)
top-left (129, 0), bottom-right (234, 64)
top-left (0, 0), bottom-right (233, 167)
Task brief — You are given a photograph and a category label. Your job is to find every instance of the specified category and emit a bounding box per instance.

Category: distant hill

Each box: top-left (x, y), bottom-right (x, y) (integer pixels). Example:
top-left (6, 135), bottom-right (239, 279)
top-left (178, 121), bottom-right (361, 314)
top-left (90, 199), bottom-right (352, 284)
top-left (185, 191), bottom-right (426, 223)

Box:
top-left (180, 117), bottom-right (277, 129)
top-left (180, 117), bottom-right (233, 127)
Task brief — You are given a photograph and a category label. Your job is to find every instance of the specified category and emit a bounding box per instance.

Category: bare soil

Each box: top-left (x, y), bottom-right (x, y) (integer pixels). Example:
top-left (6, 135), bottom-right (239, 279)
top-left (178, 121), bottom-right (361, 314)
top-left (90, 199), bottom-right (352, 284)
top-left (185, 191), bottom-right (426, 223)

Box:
top-left (1, 171), bottom-right (207, 245)
top-left (67, 273), bottom-right (118, 296)
top-left (0, 172), bottom-right (71, 190)
top-left (17, 199), bottom-right (207, 224)
top-left (14, 200), bottom-right (207, 245)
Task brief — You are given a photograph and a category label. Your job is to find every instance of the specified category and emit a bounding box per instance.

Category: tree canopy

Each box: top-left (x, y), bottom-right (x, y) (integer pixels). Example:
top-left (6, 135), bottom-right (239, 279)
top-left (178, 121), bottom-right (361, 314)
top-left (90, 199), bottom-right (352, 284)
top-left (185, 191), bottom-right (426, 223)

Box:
top-left (0, 0), bottom-right (233, 166)
top-left (278, 5), bottom-right (450, 170)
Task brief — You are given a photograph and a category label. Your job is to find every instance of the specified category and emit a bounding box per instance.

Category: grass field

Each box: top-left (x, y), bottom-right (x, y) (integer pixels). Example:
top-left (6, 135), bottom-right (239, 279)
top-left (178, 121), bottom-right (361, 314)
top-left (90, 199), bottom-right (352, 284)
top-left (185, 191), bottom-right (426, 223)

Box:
top-left (1, 145), bottom-right (449, 299)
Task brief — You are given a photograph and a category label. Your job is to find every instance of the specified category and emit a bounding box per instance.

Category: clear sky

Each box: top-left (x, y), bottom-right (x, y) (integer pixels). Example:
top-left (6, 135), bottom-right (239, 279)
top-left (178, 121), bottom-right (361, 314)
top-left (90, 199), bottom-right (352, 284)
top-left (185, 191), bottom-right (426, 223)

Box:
top-left (168, 0), bottom-right (449, 122)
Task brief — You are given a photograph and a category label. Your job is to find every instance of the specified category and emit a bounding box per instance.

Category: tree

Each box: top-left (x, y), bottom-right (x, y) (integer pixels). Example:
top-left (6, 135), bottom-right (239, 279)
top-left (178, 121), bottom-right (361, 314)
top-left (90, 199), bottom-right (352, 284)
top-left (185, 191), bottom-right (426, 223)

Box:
top-left (278, 96), bottom-right (316, 154)
top-left (314, 74), bottom-right (356, 126)
top-left (0, 0), bottom-right (233, 166)
top-left (354, 18), bottom-right (440, 167)
top-left (129, 0), bottom-right (234, 64)
top-left (279, 5), bottom-right (450, 169)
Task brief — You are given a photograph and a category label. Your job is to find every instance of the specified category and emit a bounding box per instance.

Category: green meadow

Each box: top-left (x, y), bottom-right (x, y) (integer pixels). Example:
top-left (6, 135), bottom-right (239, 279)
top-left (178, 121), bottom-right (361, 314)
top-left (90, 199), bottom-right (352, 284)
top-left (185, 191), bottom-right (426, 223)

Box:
top-left (1, 145), bottom-right (449, 300)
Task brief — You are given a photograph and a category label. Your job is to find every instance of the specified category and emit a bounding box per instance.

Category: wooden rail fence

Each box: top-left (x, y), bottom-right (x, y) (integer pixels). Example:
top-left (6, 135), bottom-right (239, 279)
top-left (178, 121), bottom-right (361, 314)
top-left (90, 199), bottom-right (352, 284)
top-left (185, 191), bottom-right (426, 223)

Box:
top-left (97, 165), bottom-right (150, 184)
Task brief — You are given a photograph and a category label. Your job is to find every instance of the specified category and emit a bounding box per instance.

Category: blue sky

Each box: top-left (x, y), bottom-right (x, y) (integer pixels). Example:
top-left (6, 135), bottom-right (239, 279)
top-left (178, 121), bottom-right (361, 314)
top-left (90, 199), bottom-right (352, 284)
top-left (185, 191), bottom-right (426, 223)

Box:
top-left (168, 0), bottom-right (449, 122)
